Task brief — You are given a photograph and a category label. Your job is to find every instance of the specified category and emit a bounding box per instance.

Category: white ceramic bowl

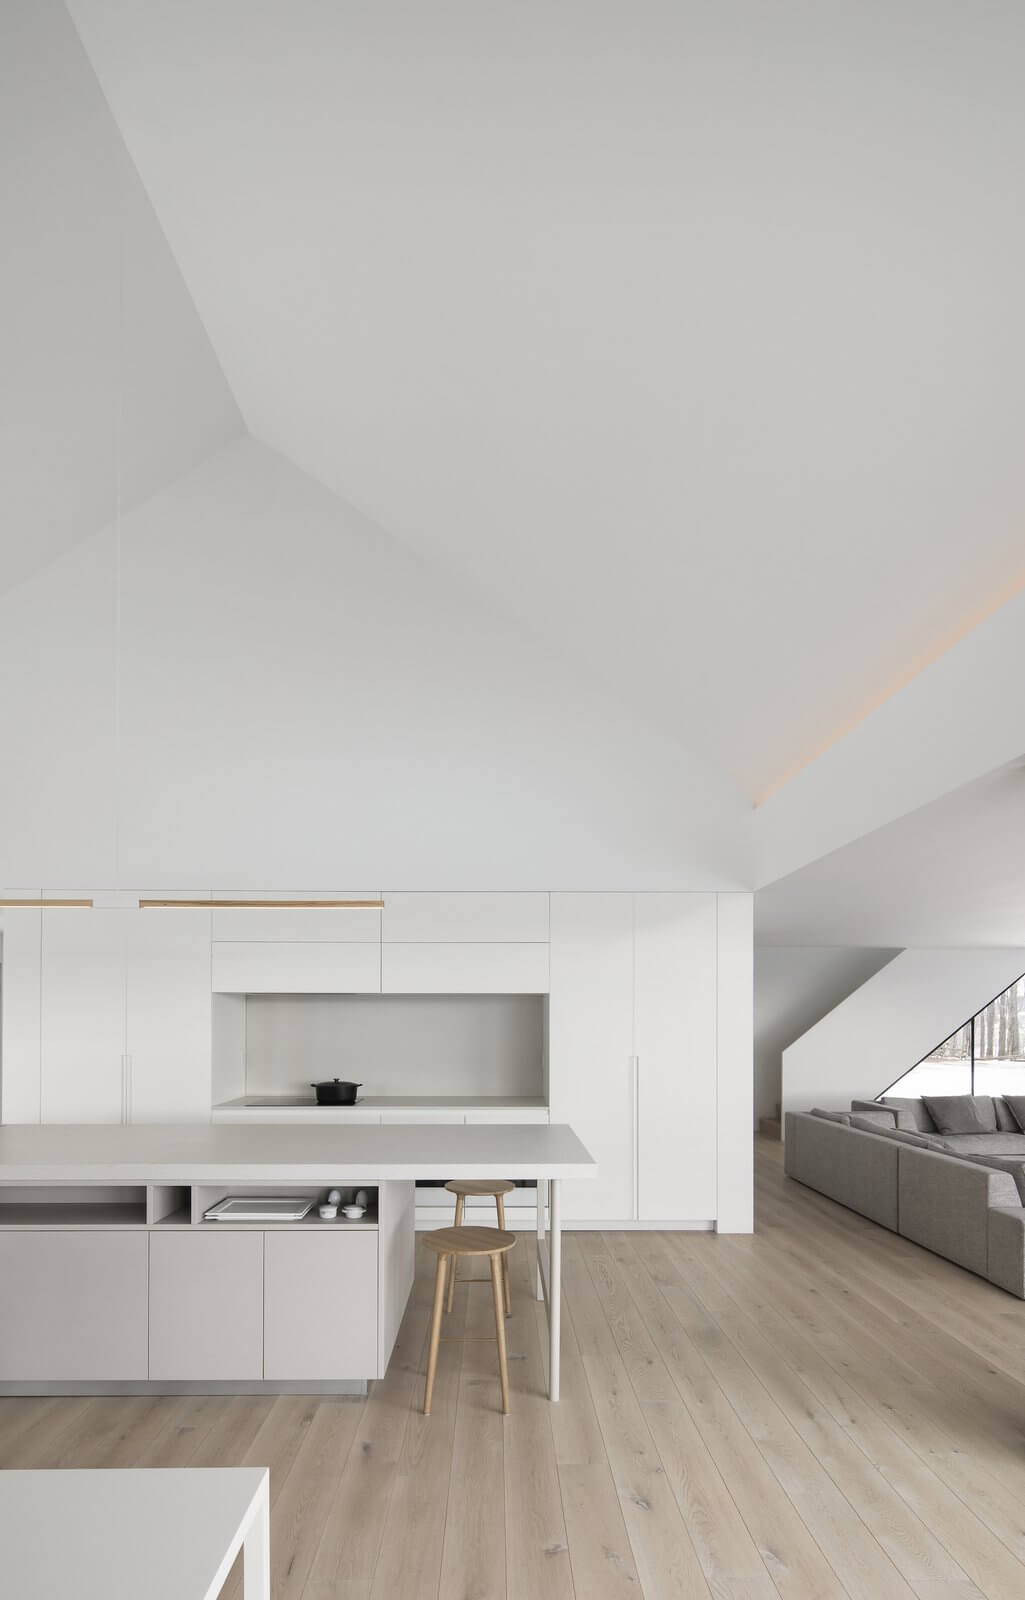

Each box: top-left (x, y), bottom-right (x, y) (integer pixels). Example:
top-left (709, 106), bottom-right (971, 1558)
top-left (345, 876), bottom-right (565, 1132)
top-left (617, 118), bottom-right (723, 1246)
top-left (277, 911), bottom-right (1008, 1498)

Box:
top-left (342, 1204), bottom-right (366, 1219)
top-left (318, 1203), bottom-right (338, 1220)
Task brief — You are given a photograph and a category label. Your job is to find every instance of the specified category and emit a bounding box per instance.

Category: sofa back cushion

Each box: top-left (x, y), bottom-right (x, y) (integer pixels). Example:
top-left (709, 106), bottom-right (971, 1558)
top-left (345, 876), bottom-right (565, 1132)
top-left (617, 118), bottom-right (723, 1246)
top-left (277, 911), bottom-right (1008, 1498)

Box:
top-left (810, 1108), bottom-right (851, 1124)
top-left (880, 1095), bottom-right (937, 1132)
top-left (850, 1110), bottom-right (899, 1132)
top-left (994, 1097), bottom-right (1019, 1132)
top-left (1002, 1096), bottom-right (1025, 1133)
top-left (921, 1094), bottom-right (997, 1135)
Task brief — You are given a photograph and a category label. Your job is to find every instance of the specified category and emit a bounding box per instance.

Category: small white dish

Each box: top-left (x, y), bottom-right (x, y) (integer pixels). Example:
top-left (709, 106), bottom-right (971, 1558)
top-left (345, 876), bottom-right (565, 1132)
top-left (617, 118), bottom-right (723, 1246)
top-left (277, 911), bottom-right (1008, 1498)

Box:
top-left (342, 1204), bottom-right (366, 1219)
top-left (318, 1203), bottom-right (338, 1220)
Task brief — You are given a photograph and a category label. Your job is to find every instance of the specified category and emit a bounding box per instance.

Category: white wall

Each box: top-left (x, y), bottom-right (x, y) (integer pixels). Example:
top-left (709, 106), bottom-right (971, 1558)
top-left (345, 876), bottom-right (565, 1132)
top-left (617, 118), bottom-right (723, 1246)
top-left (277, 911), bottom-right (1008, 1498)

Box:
top-left (0, 0), bottom-right (241, 598)
top-left (782, 947), bottom-right (1025, 1120)
top-left (754, 946), bottom-right (898, 1123)
top-left (755, 584), bottom-right (1025, 888)
top-left (0, 438), bottom-right (751, 890)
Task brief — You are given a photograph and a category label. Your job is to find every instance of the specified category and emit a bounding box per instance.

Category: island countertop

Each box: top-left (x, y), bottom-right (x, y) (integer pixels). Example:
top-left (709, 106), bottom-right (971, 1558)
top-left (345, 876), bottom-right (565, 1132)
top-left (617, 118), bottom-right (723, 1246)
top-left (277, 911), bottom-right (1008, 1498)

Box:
top-left (0, 1122), bottom-right (596, 1183)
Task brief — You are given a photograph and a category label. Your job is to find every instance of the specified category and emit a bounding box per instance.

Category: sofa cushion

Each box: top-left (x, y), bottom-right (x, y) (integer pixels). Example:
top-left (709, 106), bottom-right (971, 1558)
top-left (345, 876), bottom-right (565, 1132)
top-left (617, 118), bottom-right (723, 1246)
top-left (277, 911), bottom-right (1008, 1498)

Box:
top-left (1002, 1095), bottom-right (1025, 1133)
top-left (810, 1108), bottom-right (851, 1124)
top-left (880, 1095), bottom-right (937, 1133)
top-left (936, 1132), bottom-right (1025, 1154)
top-left (873, 1125), bottom-right (940, 1149)
top-left (994, 1097), bottom-right (1019, 1132)
top-left (850, 1099), bottom-right (918, 1129)
top-left (922, 1094), bottom-right (997, 1135)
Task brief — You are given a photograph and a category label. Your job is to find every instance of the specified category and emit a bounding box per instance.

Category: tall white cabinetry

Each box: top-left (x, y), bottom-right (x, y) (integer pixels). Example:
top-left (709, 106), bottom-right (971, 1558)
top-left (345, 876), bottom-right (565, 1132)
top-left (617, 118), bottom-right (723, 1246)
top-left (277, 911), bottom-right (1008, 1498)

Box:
top-left (549, 895), bottom-right (634, 1222)
top-left (21, 908), bottom-right (213, 1125)
top-left (550, 893), bottom-right (725, 1227)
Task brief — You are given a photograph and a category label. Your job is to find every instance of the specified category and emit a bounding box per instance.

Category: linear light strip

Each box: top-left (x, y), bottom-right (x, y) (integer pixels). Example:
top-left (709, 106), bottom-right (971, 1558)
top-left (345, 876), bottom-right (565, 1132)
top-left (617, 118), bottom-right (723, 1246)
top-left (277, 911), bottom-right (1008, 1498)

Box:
top-left (0, 899), bottom-right (94, 908)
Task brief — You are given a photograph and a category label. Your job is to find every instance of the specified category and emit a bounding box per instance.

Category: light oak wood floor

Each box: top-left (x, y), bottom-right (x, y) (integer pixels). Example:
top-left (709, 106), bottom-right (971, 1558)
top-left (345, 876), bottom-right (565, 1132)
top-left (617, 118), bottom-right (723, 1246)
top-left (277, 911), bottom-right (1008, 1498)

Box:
top-left (5, 1139), bottom-right (1025, 1598)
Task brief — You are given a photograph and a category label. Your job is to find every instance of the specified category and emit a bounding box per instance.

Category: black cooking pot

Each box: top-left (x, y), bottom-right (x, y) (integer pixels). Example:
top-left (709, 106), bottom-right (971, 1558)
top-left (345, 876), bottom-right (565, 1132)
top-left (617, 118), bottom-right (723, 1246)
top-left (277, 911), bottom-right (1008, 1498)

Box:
top-left (311, 1079), bottom-right (362, 1106)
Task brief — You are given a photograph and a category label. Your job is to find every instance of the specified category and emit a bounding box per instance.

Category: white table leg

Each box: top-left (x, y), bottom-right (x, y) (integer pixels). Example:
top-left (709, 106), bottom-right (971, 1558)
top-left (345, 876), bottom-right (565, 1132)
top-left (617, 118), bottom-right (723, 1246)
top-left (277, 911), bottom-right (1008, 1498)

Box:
top-left (548, 1177), bottom-right (561, 1402)
top-left (536, 1177), bottom-right (546, 1300)
top-left (243, 1478), bottom-right (270, 1600)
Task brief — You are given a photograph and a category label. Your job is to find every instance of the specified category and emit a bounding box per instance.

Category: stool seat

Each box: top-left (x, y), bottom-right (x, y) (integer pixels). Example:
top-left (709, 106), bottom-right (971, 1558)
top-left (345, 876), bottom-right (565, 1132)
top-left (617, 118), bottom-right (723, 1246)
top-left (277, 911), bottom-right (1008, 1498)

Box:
top-left (445, 1179), bottom-right (515, 1198)
top-left (423, 1225), bottom-right (516, 1257)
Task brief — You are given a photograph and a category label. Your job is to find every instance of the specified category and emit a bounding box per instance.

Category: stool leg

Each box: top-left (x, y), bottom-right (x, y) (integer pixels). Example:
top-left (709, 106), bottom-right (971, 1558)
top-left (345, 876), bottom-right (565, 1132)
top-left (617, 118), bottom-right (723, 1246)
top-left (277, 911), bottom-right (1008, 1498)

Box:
top-left (424, 1253), bottom-right (448, 1416)
top-left (496, 1194), bottom-right (512, 1315)
top-left (446, 1195), bottom-right (464, 1314)
top-left (490, 1253), bottom-right (510, 1415)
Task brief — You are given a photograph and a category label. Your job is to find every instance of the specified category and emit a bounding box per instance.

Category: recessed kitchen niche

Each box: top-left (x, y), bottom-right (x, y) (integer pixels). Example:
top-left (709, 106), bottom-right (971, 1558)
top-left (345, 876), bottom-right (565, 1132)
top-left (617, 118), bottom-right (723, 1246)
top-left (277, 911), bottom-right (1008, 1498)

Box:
top-left (212, 992), bottom-right (547, 1104)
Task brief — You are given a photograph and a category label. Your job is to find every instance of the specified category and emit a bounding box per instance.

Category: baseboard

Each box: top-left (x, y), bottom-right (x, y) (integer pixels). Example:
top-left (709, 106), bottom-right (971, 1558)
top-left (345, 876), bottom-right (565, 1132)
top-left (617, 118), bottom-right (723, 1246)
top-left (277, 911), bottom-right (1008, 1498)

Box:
top-left (0, 1379), bottom-right (369, 1397)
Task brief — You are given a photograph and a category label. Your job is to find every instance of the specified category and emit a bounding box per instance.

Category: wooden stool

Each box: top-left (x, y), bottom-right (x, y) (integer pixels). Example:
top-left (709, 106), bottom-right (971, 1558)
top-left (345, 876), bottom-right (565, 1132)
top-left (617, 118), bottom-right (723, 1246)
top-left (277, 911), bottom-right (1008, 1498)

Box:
top-left (422, 1226), bottom-right (517, 1415)
top-left (444, 1179), bottom-right (515, 1316)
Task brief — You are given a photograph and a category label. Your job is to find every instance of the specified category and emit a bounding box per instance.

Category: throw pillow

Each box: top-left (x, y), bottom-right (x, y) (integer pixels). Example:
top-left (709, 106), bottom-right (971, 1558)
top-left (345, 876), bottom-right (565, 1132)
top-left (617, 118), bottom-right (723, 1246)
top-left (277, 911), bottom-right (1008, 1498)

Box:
top-left (1003, 1096), bottom-right (1025, 1133)
top-left (921, 1094), bottom-right (998, 1135)
top-left (844, 1100), bottom-right (895, 1126)
top-left (850, 1110), bottom-right (899, 1132)
top-left (994, 1097), bottom-right (1019, 1132)
top-left (881, 1095), bottom-right (938, 1133)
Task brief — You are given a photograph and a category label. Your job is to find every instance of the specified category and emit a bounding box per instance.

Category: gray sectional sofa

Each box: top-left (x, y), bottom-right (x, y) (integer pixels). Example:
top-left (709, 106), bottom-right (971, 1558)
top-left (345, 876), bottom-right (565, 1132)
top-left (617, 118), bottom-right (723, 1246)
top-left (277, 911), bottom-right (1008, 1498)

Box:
top-left (784, 1095), bottom-right (1025, 1297)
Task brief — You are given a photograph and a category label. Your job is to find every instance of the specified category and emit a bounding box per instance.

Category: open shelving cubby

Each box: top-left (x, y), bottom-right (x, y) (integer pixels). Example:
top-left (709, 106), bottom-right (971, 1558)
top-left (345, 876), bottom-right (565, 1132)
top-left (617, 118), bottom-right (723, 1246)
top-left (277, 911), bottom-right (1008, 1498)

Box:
top-left (0, 1185), bottom-right (148, 1229)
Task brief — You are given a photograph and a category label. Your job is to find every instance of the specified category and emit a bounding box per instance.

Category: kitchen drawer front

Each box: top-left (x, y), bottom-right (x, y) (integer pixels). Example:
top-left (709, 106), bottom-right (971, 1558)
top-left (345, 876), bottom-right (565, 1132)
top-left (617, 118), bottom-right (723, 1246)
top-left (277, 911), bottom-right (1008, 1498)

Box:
top-left (149, 1230), bottom-right (264, 1380)
top-left (212, 942), bottom-right (382, 994)
top-left (0, 1232), bottom-right (148, 1381)
top-left (382, 942), bottom-right (549, 995)
top-left (382, 893), bottom-right (549, 944)
top-left (264, 1232), bottom-right (378, 1380)
top-left (212, 893), bottom-right (381, 943)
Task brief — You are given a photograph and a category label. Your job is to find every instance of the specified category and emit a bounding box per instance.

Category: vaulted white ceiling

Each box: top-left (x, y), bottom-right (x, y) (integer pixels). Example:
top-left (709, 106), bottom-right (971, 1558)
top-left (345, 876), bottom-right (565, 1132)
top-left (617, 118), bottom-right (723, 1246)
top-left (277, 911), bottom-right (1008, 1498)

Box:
top-left (1, 0), bottom-right (241, 597)
top-left (63, 0), bottom-right (1025, 801)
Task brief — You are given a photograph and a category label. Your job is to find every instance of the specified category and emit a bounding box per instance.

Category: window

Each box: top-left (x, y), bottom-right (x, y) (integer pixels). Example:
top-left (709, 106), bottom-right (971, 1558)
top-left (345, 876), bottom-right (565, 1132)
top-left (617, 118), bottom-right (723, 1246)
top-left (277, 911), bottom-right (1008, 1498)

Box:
top-left (883, 974), bottom-right (1025, 1099)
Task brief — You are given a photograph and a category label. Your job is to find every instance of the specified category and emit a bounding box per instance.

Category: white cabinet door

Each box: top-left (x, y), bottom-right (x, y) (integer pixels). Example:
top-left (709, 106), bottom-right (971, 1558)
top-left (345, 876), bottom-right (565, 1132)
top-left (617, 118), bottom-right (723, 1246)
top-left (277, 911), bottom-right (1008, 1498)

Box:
top-left (0, 1232), bottom-right (148, 1380)
top-left (40, 910), bottom-right (126, 1123)
top-left (635, 894), bottom-right (717, 1222)
top-left (126, 910), bottom-right (212, 1122)
top-left (149, 1231), bottom-right (264, 1380)
top-left (549, 894), bottom-right (634, 1222)
top-left (212, 891), bottom-right (381, 943)
top-left (382, 893), bottom-right (549, 943)
top-left (211, 942), bottom-right (382, 994)
top-left (0, 906), bottom-right (42, 1123)
top-left (264, 1232), bottom-right (378, 1379)
top-left (382, 942), bottom-right (549, 994)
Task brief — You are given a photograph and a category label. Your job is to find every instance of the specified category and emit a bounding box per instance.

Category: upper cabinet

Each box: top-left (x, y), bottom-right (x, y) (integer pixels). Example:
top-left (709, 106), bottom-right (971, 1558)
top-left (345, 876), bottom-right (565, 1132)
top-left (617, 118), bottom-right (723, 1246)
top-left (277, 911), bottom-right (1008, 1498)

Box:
top-left (211, 941), bottom-right (381, 994)
top-left (381, 893), bottom-right (549, 944)
top-left (211, 891), bottom-right (382, 943)
top-left (382, 942), bottom-right (549, 995)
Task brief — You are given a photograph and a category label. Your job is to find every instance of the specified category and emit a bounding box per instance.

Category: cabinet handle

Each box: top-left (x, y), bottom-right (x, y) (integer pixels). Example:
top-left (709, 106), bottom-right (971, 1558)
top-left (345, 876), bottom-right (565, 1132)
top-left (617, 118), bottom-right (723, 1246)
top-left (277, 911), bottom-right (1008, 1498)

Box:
top-left (631, 1055), bottom-right (639, 1220)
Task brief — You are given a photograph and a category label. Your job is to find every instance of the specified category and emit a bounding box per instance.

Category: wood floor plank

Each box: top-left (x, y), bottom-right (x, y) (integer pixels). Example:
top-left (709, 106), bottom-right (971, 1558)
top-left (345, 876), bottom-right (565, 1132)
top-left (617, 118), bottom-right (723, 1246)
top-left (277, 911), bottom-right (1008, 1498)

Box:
top-left (503, 1240), bottom-right (575, 1600)
top-left (561, 1234), bottom-right (714, 1600)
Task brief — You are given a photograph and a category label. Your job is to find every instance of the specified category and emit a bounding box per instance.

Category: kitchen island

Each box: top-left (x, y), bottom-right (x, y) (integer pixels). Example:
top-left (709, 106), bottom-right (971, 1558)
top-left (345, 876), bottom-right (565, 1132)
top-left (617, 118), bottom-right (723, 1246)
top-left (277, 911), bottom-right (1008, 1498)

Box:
top-left (0, 1122), bottom-right (594, 1401)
